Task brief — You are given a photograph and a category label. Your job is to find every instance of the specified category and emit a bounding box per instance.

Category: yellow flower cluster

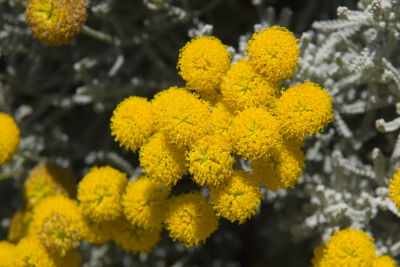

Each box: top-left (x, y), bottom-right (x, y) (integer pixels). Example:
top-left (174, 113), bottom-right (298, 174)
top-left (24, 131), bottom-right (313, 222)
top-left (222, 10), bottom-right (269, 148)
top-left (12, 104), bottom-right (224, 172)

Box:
top-left (0, 112), bottom-right (20, 166)
top-left (311, 228), bottom-right (398, 267)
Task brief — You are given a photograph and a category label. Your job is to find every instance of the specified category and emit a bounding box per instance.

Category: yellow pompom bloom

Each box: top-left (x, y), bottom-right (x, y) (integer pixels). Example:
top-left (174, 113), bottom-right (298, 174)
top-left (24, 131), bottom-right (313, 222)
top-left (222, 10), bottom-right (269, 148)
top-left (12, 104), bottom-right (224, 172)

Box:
top-left (318, 228), bottom-right (377, 267)
top-left (30, 195), bottom-right (83, 256)
top-left (209, 170), bottom-right (262, 224)
top-left (210, 102), bottom-right (234, 137)
top-left (122, 177), bottom-right (170, 230)
top-left (220, 59), bottom-right (279, 111)
top-left (111, 96), bottom-right (155, 153)
top-left (274, 81), bottom-right (334, 142)
top-left (23, 162), bottom-right (77, 207)
top-left (152, 87), bottom-right (212, 147)
top-left (0, 241), bottom-right (17, 267)
top-left (139, 132), bottom-right (187, 186)
top-left (311, 242), bottom-right (327, 267)
top-left (165, 192), bottom-right (218, 247)
top-left (229, 107), bottom-right (282, 159)
top-left (80, 217), bottom-right (112, 245)
top-left (372, 255), bottom-right (398, 267)
top-left (0, 112), bottom-right (20, 166)
top-left (24, 0), bottom-right (87, 46)
top-left (389, 168), bottom-right (400, 211)
top-left (8, 206), bottom-right (32, 244)
top-left (15, 236), bottom-right (58, 267)
top-left (177, 36), bottom-right (231, 94)
top-left (198, 90), bottom-right (223, 106)
top-left (188, 134), bottom-right (234, 187)
top-left (111, 219), bottom-right (161, 254)
top-left (78, 166), bottom-right (128, 223)
top-left (250, 141), bottom-right (305, 190)
top-left (246, 26), bottom-right (300, 81)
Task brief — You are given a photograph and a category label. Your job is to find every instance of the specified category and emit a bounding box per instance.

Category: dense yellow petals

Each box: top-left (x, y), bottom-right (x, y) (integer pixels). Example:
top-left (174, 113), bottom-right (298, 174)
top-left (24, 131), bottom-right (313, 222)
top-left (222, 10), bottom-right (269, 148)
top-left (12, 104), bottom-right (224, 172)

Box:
top-left (0, 240), bottom-right (17, 267)
top-left (7, 206), bottom-right (32, 244)
top-left (78, 166), bottom-right (128, 222)
top-left (274, 81), bottom-right (334, 142)
top-left (80, 217), bottom-right (112, 245)
top-left (372, 255), bottom-right (398, 267)
top-left (0, 112), bottom-right (20, 166)
top-left (177, 36), bottom-right (231, 94)
top-left (15, 236), bottom-right (58, 267)
top-left (210, 102), bottom-right (234, 137)
top-left (164, 192), bottom-right (218, 247)
top-left (389, 168), bottom-right (400, 211)
top-left (246, 26), bottom-right (299, 81)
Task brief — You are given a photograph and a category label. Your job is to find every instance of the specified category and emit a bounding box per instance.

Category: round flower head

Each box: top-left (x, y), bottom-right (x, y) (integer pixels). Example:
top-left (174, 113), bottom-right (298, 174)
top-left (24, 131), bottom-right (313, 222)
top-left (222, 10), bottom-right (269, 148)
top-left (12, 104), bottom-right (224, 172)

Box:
top-left (319, 228), bottom-right (376, 267)
top-left (164, 192), bottom-right (218, 247)
top-left (220, 59), bottom-right (279, 112)
top-left (250, 141), bottom-right (305, 190)
top-left (30, 195), bottom-right (83, 256)
top-left (78, 166), bottom-right (128, 222)
top-left (0, 241), bottom-right (17, 267)
top-left (389, 168), bottom-right (400, 211)
top-left (8, 206), bottom-right (33, 244)
top-left (80, 217), bottom-right (112, 245)
top-left (111, 219), bottom-right (161, 254)
top-left (152, 87), bottom-right (212, 147)
top-left (246, 26), bottom-right (300, 81)
top-left (372, 255), bottom-right (397, 267)
top-left (229, 107), bottom-right (282, 159)
top-left (188, 134), bottom-right (234, 187)
top-left (24, 0), bottom-right (87, 46)
top-left (15, 236), bottom-right (58, 267)
top-left (23, 162), bottom-right (77, 207)
top-left (0, 112), bottom-right (20, 166)
top-left (139, 132), bottom-right (187, 186)
top-left (111, 96), bottom-right (155, 153)
top-left (177, 36), bottom-right (231, 94)
top-left (210, 102), bottom-right (235, 137)
top-left (274, 81), bottom-right (334, 142)
top-left (209, 170), bottom-right (262, 224)
top-left (122, 177), bottom-right (170, 230)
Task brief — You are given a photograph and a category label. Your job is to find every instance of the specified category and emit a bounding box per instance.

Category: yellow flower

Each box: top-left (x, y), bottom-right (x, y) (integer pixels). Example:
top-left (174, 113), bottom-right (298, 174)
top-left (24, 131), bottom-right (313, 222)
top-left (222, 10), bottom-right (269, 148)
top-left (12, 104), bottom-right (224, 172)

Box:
top-left (0, 112), bottom-right (20, 166)
top-left (177, 36), bottom-right (231, 94)
top-left (188, 134), bottom-right (234, 187)
top-left (209, 170), bottom-right (262, 224)
top-left (209, 102), bottom-right (235, 137)
top-left (198, 90), bottom-right (223, 106)
top-left (274, 81), bottom-right (334, 142)
top-left (229, 107), bottom-right (282, 159)
top-left (111, 96), bottom-right (155, 153)
top-left (311, 242), bottom-right (327, 267)
top-left (30, 195), bottom-right (83, 256)
top-left (389, 168), bottom-right (400, 211)
top-left (24, 0), bottom-right (87, 46)
top-left (152, 87), bottom-right (212, 147)
top-left (164, 192), bottom-right (218, 247)
top-left (7, 206), bottom-right (32, 244)
top-left (122, 177), bottom-right (170, 230)
top-left (23, 162), bottom-right (77, 207)
top-left (246, 26), bottom-right (300, 81)
top-left (250, 140), bottom-right (305, 190)
top-left (80, 216), bottom-right (112, 245)
top-left (77, 166), bottom-right (128, 222)
top-left (0, 241), bottom-right (17, 267)
top-left (220, 59), bottom-right (279, 111)
top-left (111, 219), bottom-right (161, 254)
top-left (139, 132), bottom-right (187, 186)
top-left (372, 255), bottom-right (398, 267)
top-left (56, 250), bottom-right (82, 267)
top-left (15, 236), bottom-right (58, 267)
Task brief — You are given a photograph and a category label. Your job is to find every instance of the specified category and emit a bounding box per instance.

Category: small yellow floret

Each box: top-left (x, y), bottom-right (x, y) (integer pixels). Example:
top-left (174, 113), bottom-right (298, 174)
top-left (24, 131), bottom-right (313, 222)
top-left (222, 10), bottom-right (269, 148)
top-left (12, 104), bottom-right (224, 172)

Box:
top-left (122, 177), bottom-right (170, 230)
top-left (23, 162), bottom-right (77, 207)
top-left (274, 81), bottom-right (334, 142)
top-left (229, 107), bottom-right (282, 159)
top-left (372, 255), bottom-right (398, 267)
top-left (139, 132), bottom-right (187, 186)
top-left (164, 192), bottom-right (218, 247)
top-left (24, 0), bottom-right (87, 46)
top-left (0, 112), bottom-right (20, 166)
top-left (0, 240), bottom-right (17, 267)
top-left (15, 236), bottom-right (58, 267)
top-left (246, 26), bottom-right (299, 81)
top-left (209, 170), bottom-right (262, 224)
top-left (8, 206), bottom-right (33, 244)
top-left (220, 59), bottom-right (279, 111)
top-left (111, 96), bottom-right (155, 153)
top-left (389, 168), bottom-right (400, 211)
top-left (177, 36), bottom-right (231, 94)
top-left (78, 166), bottom-right (128, 222)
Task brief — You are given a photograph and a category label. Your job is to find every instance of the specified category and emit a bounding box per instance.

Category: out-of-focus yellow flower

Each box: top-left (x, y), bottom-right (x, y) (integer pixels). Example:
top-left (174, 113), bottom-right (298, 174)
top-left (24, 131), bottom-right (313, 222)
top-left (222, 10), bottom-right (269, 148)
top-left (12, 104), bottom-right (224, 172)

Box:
top-left (0, 240), bottom-right (17, 267)
top-left (24, 0), bottom-right (87, 46)
top-left (56, 250), bottom-right (82, 267)
top-left (164, 192), bottom-right (218, 247)
top-left (7, 206), bottom-right (32, 244)
top-left (80, 216), bottom-right (112, 245)
top-left (250, 141), bottom-right (305, 190)
top-left (23, 162), bottom-right (77, 207)
top-left (372, 255), bottom-right (398, 267)
top-left (311, 242), bottom-right (327, 267)
top-left (15, 236), bottom-right (58, 267)
top-left (220, 59), bottom-right (279, 111)
top-left (274, 81), bottom-right (334, 142)
top-left (0, 112), bottom-right (20, 166)
top-left (78, 166), bottom-right (127, 222)
top-left (139, 132), bottom-right (187, 186)
top-left (177, 36), bottom-right (231, 94)
top-left (246, 26), bottom-right (299, 81)
top-left (111, 96), bottom-right (155, 153)
top-left (389, 168), bottom-right (400, 211)
top-left (209, 170), bottom-right (262, 224)
top-left (229, 107), bottom-right (282, 159)
top-left (122, 177), bottom-right (170, 230)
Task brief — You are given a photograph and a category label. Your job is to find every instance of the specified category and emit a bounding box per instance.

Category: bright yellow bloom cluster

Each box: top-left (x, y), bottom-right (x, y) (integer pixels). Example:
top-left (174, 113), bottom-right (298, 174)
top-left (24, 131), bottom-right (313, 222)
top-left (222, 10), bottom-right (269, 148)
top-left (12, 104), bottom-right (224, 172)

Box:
top-left (24, 0), bottom-right (87, 46)
top-left (389, 168), bottom-right (400, 211)
top-left (0, 112), bottom-right (20, 166)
